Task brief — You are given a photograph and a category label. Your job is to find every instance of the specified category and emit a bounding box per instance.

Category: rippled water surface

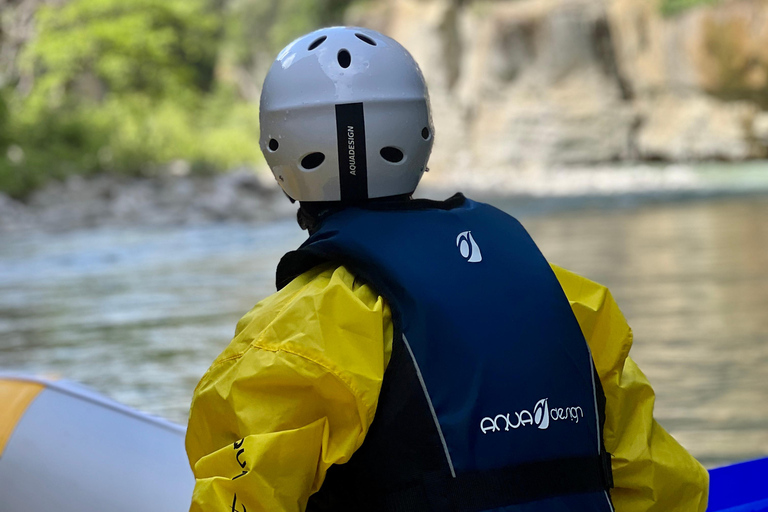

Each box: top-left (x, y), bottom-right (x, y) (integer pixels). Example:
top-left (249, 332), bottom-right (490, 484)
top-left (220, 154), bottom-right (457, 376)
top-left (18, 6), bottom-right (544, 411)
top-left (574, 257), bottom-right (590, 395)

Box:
top-left (1, 194), bottom-right (767, 468)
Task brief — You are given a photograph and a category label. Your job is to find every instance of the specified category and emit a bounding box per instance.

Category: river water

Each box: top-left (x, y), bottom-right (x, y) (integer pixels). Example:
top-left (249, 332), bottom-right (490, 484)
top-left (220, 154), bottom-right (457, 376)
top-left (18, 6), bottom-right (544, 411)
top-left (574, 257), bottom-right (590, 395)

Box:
top-left (1, 192), bottom-right (767, 469)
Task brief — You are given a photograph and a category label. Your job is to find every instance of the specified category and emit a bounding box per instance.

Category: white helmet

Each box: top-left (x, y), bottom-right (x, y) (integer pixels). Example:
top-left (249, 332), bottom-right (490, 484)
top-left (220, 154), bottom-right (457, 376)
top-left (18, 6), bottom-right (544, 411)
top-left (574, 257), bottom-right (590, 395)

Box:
top-left (259, 26), bottom-right (434, 203)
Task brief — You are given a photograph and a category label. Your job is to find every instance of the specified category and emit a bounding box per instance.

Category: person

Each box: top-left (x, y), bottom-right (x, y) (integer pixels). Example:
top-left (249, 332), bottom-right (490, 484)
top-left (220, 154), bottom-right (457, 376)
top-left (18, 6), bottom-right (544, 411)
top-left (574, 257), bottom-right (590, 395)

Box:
top-left (185, 26), bottom-right (708, 512)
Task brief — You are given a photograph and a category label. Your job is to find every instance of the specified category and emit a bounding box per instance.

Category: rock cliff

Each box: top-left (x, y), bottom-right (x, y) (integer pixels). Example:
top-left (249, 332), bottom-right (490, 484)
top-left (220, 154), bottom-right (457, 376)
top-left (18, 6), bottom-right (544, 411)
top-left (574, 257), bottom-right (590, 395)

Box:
top-left (348, 0), bottom-right (768, 173)
top-left (4, 0), bottom-right (768, 178)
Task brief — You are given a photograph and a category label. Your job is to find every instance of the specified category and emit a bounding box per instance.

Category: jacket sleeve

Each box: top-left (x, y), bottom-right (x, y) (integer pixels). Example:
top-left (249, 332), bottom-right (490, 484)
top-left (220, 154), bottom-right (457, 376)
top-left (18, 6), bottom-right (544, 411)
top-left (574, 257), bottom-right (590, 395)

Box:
top-left (185, 265), bottom-right (393, 512)
top-left (552, 264), bottom-right (709, 512)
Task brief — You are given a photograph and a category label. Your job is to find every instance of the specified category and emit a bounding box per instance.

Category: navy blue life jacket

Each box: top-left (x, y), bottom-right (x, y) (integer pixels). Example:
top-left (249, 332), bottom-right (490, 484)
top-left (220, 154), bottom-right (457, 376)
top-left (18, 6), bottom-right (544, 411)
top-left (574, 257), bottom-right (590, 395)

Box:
top-left (277, 194), bottom-right (614, 512)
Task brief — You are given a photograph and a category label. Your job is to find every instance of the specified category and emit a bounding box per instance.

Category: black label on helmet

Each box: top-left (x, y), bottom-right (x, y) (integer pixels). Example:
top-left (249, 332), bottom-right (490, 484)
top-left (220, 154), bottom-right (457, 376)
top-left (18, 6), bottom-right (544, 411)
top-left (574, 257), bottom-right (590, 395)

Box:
top-left (335, 102), bottom-right (368, 202)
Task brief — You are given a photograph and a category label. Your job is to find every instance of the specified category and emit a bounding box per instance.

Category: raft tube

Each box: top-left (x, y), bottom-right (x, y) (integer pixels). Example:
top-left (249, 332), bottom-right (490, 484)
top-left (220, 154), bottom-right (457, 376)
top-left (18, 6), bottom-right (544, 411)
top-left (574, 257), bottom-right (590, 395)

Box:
top-left (708, 457), bottom-right (768, 511)
top-left (1, 372), bottom-right (766, 510)
top-left (0, 373), bottom-right (194, 512)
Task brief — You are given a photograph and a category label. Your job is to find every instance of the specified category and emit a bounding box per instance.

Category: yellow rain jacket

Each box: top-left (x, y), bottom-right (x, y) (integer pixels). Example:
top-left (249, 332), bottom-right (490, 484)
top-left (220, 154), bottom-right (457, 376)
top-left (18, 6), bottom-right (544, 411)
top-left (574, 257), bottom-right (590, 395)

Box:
top-left (186, 263), bottom-right (709, 512)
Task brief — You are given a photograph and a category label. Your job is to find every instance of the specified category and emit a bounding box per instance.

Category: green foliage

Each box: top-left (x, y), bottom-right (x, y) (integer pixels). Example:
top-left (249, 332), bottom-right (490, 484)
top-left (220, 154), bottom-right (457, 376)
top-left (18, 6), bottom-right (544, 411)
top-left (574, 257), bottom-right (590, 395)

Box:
top-left (23, 0), bottom-right (220, 101)
top-left (1, 0), bottom-right (360, 198)
top-left (1, 0), bottom-right (255, 198)
top-left (0, 90), bottom-right (8, 147)
top-left (0, 87), bottom-right (262, 198)
top-left (0, 88), bottom-right (100, 197)
top-left (91, 89), bottom-right (262, 175)
top-left (222, 0), bottom-right (356, 66)
top-left (660, 0), bottom-right (720, 17)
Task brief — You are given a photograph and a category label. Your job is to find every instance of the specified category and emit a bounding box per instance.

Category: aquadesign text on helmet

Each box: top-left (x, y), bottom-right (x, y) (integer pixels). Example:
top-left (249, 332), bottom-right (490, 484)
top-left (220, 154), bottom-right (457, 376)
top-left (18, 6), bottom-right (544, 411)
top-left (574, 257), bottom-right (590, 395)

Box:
top-left (480, 398), bottom-right (584, 434)
top-left (347, 126), bottom-right (356, 175)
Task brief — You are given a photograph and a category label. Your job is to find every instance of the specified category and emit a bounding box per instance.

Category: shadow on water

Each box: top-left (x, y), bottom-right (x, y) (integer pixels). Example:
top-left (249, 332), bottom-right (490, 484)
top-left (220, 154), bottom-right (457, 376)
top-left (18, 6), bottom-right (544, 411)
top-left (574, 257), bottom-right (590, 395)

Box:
top-left (1, 193), bottom-right (766, 468)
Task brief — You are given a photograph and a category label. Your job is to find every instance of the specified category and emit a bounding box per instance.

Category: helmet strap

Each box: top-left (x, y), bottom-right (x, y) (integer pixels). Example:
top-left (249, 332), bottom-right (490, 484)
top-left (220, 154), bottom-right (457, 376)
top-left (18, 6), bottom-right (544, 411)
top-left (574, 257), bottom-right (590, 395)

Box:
top-left (297, 193), bottom-right (414, 234)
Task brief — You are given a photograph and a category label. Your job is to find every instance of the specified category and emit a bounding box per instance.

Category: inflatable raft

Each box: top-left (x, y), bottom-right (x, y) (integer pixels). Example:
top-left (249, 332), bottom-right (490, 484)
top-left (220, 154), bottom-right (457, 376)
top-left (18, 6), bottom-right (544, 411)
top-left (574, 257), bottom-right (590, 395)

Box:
top-left (0, 373), bottom-right (766, 511)
top-left (0, 373), bottom-right (193, 511)
top-left (708, 457), bottom-right (768, 512)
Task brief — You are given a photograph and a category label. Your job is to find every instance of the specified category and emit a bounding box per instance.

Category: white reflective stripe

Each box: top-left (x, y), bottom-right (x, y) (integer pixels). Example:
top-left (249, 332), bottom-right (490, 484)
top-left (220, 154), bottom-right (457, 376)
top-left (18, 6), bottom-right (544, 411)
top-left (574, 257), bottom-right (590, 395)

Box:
top-left (586, 347), bottom-right (603, 455)
top-left (604, 490), bottom-right (615, 511)
top-left (584, 350), bottom-right (615, 510)
top-left (401, 334), bottom-right (457, 478)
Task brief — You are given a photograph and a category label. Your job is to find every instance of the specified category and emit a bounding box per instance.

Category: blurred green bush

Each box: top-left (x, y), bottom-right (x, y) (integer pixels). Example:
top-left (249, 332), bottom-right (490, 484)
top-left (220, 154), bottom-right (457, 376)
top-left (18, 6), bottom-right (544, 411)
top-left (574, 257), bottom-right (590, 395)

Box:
top-left (0, 0), bottom-right (354, 198)
top-left (660, 0), bottom-right (719, 17)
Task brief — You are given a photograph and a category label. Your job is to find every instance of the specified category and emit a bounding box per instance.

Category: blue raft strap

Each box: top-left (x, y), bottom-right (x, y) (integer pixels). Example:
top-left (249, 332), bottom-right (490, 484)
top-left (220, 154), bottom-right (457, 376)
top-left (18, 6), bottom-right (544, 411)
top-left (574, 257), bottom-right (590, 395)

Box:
top-left (378, 454), bottom-right (612, 512)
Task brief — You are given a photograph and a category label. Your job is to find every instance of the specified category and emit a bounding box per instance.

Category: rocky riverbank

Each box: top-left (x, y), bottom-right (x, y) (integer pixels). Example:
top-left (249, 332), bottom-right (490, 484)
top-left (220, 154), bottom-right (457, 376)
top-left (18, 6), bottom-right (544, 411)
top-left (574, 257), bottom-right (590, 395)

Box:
top-left (4, 162), bottom-right (768, 233)
top-left (0, 170), bottom-right (295, 233)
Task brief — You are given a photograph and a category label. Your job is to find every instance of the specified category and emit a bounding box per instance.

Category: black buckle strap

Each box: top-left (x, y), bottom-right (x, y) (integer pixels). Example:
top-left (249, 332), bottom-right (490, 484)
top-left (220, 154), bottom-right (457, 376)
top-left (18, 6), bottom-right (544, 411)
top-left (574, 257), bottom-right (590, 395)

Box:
top-left (601, 449), bottom-right (614, 490)
top-left (378, 454), bottom-right (612, 512)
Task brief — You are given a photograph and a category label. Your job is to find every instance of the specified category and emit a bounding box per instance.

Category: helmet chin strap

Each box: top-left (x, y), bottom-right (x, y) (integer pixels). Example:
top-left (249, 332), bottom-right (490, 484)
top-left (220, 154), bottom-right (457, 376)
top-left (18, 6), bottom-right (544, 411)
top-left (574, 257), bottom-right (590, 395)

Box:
top-left (296, 205), bottom-right (321, 233)
top-left (297, 193), bottom-right (414, 234)
top-left (296, 201), bottom-right (345, 233)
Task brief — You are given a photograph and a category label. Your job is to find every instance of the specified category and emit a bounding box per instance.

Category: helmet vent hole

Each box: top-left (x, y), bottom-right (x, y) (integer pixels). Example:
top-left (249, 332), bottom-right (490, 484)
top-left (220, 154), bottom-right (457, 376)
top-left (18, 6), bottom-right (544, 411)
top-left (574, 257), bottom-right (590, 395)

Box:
top-left (421, 127), bottom-right (431, 140)
top-left (308, 36), bottom-right (327, 51)
top-left (301, 152), bottom-right (325, 170)
top-left (268, 139), bottom-right (279, 151)
top-left (355, 33), bottom-right (377, 46)
top-left (380, 147), bottom-right (404, 163)
top-left (338, 49), bottom-right (351, 68)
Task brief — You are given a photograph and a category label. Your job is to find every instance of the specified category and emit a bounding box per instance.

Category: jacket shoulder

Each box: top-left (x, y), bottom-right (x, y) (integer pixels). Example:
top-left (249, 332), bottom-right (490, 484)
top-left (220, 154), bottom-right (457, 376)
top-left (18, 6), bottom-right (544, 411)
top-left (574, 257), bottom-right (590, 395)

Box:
top-left (204, 262), bottom-right (393, 398)
top-left (550, 264), bottom-right (633, 378)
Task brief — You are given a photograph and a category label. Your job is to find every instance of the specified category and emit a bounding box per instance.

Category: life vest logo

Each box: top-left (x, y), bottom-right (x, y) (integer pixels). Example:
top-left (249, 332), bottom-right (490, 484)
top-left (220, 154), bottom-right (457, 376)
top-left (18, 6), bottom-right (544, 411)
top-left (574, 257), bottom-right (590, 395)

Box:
top-left (480, 398), bottom-right (584, 434)
top-left (534, 398), bottom-right (549, 430)
top-left (456, 231), bottom-right (482, 263)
